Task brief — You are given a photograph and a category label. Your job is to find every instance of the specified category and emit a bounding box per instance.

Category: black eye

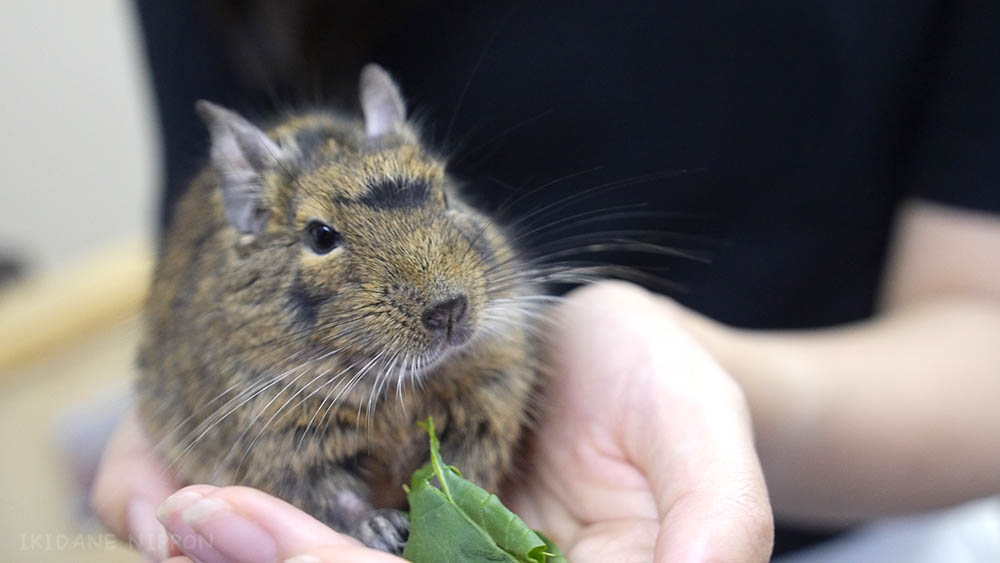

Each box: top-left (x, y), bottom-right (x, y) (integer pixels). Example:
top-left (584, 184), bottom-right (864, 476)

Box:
top-left (304, 221), bottom-right (342, 254)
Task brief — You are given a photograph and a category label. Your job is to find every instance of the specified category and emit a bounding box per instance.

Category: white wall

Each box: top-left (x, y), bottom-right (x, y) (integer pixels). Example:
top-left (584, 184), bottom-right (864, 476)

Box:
top-left (0, 0), bottom-right (158, 272)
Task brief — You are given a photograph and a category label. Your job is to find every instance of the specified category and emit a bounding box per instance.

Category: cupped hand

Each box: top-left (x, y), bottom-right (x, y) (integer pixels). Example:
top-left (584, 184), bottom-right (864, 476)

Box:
top-left (503, 282), bottom-right (773, 562)
top-left (93, 281), bottom-right (772, 562)
top-left (91, 414), bottom-right (402, 562)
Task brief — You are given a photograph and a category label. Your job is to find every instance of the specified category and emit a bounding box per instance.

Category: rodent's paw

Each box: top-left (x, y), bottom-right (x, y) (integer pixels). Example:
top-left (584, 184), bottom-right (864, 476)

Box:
top-left (353, 508), bottom-right (410, 555)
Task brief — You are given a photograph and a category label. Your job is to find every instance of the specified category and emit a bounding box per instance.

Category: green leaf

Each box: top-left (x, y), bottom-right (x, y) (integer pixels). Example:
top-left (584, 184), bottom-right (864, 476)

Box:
top-left (535, 531), bottom-right (568, 563)
top-left (402, 417), bottom-right (565, 563)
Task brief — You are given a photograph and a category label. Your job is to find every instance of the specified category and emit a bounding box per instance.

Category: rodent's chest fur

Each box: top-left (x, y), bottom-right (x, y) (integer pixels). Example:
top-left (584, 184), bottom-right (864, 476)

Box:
top-left (136, 66), bottom-right (540, 539)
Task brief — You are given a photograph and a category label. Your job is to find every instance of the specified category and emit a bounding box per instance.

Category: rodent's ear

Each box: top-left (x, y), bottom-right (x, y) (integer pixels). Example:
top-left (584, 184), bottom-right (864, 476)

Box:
top-left (359, 64), bottom-right (406, 138)
top-left (196, 100), bottom-right (291, 234)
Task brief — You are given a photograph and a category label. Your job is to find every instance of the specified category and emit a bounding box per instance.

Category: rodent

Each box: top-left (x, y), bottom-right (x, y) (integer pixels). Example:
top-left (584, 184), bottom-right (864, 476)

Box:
top-left (136, 64), bottom-right (539, 554)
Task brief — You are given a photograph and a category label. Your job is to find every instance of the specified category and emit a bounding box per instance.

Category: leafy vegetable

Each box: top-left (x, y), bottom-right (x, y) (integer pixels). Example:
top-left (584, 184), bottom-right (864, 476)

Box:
top-left (402, 417), bottom-right (567, 563)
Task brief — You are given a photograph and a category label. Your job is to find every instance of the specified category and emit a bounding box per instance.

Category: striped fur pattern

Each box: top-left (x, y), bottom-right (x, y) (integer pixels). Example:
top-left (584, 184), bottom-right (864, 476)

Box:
top-left (137, 65), bottom-right (539, 552)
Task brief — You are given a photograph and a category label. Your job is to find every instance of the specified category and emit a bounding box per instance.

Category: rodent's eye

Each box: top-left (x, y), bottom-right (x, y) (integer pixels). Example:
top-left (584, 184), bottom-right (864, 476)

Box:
top-left (304, 221), bottom-right (342, 254)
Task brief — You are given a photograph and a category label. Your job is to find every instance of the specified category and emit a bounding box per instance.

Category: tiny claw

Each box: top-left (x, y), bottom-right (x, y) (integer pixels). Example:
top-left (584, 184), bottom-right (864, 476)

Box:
top-left (353, 508), bottom-right (410, 555)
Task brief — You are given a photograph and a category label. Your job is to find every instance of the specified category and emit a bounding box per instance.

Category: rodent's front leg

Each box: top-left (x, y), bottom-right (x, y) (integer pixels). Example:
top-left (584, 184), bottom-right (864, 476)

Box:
top-left (281, 463), bottom-right (409, 554)
top-left (437, 418), bottom-right (521, 494)
top-left (436, 374), bottom-right (532, 493)
top-left (352, 508), bottom-right (410, 555)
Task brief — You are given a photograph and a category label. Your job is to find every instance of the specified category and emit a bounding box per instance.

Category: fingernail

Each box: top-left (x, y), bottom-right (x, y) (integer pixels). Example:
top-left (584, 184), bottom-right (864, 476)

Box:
top-left (156, 490), bottom-right (210, 561)
top-left (284, 556), bottom-right (322, 563)
top-left (160, 496), bottom-right (278, 563)
top-left (181, 497), bottom-right (229, 526)
top-left (127, 498), bottom-right (169, 561)
top-left (157, 490), bottom-right (205, 521)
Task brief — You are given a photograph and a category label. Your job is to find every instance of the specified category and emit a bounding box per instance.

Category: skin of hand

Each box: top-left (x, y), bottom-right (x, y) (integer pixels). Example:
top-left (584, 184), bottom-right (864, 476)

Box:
top-left (503, 282), bottom-right (773, 562)
top-left (91, 281), bottom-right (774, 563)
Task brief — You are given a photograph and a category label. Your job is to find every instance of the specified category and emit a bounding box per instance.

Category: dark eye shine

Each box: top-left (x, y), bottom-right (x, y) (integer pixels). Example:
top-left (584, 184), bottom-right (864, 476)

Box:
top-left (304, 221), bottom-right (342, 254)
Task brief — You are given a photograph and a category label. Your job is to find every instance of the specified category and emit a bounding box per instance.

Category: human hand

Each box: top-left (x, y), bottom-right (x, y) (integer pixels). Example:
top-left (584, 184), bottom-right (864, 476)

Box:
top-left (91, 413), bottom-right (402, 562)
top-left (503, 282), bottom-right (773, 562)
top-left (93, 280), bottom-right (772, 562)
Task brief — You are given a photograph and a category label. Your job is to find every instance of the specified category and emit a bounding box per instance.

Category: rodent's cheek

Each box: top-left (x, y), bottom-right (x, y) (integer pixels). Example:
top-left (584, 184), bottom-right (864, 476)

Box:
top-left (328, 291), bottom-right (428, 351)
top-left (296, 246), bottom-right (352, 294)
top-left (451, 223), bottom-right (500, 272)
top-left (444, 210), bottom-right (477, 238)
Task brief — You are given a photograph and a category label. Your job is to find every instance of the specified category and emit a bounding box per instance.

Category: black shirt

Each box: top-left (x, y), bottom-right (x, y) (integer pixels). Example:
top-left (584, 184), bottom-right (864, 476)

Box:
top-left (367, 1), bottom-right (1000, 329)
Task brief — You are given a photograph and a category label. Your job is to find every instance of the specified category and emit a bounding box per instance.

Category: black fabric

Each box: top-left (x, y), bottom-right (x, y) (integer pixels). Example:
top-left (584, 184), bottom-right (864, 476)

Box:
top-left (134, 0), bottom-right (1000, 556)
top-left (368, 1), bottom-right (1000, 330)
top-left (905, 1), bottom-right (1000, 211)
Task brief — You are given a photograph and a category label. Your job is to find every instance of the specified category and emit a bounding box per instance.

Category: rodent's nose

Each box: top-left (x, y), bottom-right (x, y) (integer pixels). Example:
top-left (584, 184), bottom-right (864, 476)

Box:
top-left (421, 295), bottom-right (468, 336)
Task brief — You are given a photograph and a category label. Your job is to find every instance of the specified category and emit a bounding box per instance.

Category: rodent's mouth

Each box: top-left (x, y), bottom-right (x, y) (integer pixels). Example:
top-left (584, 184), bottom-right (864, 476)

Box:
top-left (401, 315), bottom-right (476, 377)
top-left (330, 329), bottom-right (473, 386)
top-left (405, 338), bottom-right (466, 378)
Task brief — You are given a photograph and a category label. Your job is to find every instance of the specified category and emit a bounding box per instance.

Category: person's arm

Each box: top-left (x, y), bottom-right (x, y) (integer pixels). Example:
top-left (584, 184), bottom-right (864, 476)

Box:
top-left (676, 199), bottom-right (1000, 524)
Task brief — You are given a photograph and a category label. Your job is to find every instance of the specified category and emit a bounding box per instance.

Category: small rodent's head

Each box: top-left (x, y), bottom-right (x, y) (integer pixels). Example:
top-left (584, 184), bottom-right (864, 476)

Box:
top-left (195, 65), bottom-right (521, 377)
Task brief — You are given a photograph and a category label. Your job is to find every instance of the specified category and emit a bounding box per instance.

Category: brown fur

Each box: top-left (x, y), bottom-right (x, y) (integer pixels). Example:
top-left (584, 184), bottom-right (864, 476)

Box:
top-left (136, 69), bottom-right (538, 550)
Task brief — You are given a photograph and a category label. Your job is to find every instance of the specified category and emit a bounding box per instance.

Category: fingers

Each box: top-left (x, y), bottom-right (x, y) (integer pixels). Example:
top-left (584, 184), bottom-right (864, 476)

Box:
top-left (640, 374), bottom-right (774, 563)
top-left (90, 409), bottom-right (179, 561)
top-left (556, 282), bottom-right (775, 562)
top-left (564, 519), bottom-right (659, 563)
top-left (624, 312), bottom-right (774, 560)
top-left (653, 483), bottom-right (773, 563)
top-left (157, 485), bottom-right (405, 563)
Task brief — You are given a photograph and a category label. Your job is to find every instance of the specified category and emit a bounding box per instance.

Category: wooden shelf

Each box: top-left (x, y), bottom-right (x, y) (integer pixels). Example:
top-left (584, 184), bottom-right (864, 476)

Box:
top-left (0, 238), bottom-right (152, 374)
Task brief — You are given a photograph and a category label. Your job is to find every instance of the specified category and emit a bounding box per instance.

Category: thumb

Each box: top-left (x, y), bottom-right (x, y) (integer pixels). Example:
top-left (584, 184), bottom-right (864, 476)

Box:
top-left (157, 485), bottom-right (404, 563)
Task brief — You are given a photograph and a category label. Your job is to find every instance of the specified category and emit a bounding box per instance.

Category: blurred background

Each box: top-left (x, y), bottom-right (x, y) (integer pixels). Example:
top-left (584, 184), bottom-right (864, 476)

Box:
top-left (0, 0), bottom-right (157, 272)
top-left (0, 1), bottom-right (153, 561)
top-left (0, 2), bottom-right (998, 562)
